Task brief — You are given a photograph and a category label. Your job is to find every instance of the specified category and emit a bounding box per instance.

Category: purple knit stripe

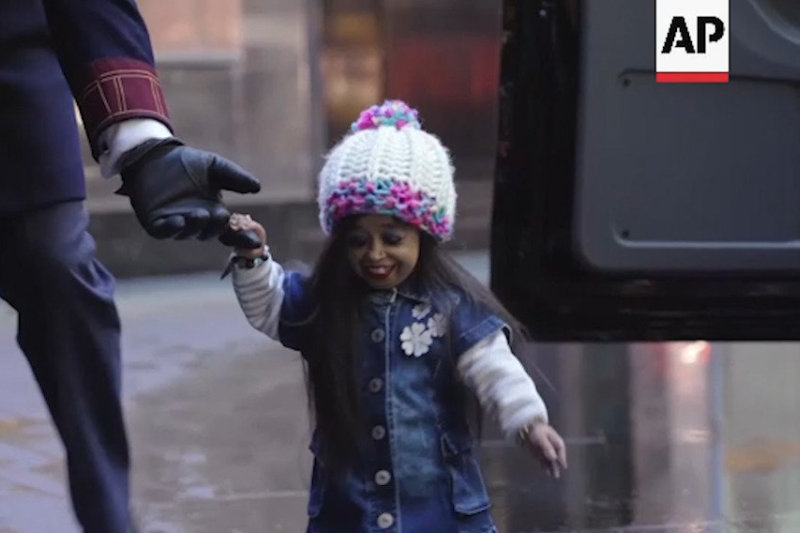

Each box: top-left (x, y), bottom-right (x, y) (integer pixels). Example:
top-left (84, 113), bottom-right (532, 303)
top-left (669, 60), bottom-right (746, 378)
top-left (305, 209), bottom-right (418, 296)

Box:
top-left (323, 178), bottom-right (451, 240)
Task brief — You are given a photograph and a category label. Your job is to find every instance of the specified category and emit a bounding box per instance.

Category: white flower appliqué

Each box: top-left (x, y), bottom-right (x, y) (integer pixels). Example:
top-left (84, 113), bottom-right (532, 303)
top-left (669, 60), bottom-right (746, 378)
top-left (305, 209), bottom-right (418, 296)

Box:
top-left (400, 322), bottom-right (433, 357)
top-left (427, 313), bottom-right (447, 338)
top-left (412, 303), bottom-right (431, 320)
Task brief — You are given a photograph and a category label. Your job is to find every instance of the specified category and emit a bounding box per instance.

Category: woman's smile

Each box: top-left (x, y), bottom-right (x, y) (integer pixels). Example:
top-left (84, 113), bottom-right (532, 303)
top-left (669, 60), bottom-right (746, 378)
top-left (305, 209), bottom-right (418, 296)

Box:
top-left (347, 215), bottom-right (421, 289)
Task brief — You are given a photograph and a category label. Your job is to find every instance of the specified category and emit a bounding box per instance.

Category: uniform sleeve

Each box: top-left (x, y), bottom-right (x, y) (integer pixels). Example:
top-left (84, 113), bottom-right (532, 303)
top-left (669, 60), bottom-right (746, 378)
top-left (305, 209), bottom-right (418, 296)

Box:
top-left (456, 330), bottom-right (549, 440)
top-left (40, 0), bottom-right (172, 157)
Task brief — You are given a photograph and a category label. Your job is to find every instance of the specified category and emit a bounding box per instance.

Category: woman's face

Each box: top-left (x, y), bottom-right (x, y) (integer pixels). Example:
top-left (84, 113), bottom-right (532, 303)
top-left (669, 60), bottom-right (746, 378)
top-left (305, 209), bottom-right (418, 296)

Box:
top-left (345, 215), bottom-right (421, 290)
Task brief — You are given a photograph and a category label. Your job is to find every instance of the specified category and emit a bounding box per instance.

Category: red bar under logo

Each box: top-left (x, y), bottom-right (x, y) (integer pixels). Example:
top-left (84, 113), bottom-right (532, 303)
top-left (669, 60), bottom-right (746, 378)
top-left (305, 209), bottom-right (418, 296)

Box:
top-left (657, 72), bottom-right (729, 83)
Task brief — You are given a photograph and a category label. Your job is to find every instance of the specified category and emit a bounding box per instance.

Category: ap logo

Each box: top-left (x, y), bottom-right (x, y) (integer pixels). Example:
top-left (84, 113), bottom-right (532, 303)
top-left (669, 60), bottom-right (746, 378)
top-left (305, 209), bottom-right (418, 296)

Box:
top-left (656, 0), bottom-right (729, 82)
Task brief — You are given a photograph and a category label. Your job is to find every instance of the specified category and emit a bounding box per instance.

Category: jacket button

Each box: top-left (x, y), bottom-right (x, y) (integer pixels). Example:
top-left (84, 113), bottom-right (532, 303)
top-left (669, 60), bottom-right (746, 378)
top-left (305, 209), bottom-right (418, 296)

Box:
top-left (374, 470), bottom-right (392, 486)
top-left (377, 512), bottom-right (394, 529)
top-left (368, 378), bottom-right (383, 392)
top-left (371, 425), bottom-right (386, 440)
top-left (371, 328), bottom-right (385, 343)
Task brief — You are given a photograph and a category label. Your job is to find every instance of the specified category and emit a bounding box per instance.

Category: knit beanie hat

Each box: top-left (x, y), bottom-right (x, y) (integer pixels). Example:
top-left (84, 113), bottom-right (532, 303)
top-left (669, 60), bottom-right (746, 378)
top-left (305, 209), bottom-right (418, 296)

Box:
top-left (318, 100), bottom-right (456, 241)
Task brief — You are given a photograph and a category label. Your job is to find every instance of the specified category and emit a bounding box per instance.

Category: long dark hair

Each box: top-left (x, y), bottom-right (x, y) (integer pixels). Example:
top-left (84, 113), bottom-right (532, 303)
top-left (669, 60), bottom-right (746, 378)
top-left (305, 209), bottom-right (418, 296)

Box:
top-left (305, 216), bottom-right (528, 472)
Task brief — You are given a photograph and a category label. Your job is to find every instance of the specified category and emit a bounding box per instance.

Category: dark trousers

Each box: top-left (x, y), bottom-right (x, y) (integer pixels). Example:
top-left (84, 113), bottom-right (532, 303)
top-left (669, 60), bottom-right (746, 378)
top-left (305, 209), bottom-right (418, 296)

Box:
top-left (0, 201), bottom-right (129, 532)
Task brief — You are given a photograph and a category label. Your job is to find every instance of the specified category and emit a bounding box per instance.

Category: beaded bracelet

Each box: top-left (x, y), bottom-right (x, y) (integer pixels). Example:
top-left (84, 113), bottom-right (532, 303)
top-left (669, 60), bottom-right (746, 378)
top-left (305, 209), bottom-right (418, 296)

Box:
top-left (220, 246), bottom-right (270, 279)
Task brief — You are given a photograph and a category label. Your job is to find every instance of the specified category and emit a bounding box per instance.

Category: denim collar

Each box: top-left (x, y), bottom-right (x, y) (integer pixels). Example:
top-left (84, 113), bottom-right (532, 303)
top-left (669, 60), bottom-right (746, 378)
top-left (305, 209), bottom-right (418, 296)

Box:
top-left (367, 280), bottom-right (431, 304)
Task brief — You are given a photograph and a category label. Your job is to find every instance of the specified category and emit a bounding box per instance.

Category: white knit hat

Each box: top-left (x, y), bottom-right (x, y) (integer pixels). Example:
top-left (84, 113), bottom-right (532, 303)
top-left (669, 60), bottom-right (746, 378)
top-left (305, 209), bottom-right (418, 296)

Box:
top-left (318, 100), bottom-right (456, 241)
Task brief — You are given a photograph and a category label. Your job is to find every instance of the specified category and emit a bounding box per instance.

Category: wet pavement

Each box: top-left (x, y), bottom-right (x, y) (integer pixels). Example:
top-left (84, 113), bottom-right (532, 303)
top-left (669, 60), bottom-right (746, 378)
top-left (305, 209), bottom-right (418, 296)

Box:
top-left (0, 267), bottom-right (311, 533)
top-left (2, 252), bottom-right (800, 532)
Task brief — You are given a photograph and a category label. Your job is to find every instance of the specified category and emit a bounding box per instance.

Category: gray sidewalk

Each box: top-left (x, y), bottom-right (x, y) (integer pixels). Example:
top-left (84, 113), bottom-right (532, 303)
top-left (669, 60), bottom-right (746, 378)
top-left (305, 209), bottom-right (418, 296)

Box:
top-left (0, 252), bottom-right (489, 533)
top-left (0, 272), bottom-right (310, 533)
top-left (5, 252), bottom-right (800, 533)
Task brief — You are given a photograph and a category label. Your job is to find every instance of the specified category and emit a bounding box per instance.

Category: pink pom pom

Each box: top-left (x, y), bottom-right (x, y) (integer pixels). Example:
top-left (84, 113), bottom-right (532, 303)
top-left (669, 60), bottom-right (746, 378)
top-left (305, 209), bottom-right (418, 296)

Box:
top-left (350, 100), bottom-right (422, 132)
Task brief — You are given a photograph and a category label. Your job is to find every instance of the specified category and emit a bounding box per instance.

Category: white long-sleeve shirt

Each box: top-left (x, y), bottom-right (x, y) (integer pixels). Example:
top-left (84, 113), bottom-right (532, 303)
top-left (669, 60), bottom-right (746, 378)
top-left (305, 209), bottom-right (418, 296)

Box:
top-left (231, 258), bottom-right (548, 440)
top-left (97, 118), bottom-right (172, 178)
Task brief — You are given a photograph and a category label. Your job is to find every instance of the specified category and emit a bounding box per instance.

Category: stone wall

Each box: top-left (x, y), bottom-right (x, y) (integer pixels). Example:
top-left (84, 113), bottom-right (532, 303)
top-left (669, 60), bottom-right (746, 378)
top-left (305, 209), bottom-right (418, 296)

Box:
top-left (81, 0), bottom-right (495, 277)
top-left (84, 0), bottom-right (321, 213)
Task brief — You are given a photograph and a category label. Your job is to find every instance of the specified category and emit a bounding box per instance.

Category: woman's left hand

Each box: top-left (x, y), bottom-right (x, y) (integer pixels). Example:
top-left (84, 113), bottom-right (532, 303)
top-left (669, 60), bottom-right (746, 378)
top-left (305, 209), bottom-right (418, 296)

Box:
top-left (228, 213), bottom-right (267, 259)
top-left (524, 421), bottom-right (568, 479)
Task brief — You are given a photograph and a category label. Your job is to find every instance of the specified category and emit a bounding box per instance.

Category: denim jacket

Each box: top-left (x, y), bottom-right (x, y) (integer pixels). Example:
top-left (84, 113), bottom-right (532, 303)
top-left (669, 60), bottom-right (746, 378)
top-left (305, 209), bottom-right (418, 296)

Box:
top-left (277, 271), bottom-right (503, 533)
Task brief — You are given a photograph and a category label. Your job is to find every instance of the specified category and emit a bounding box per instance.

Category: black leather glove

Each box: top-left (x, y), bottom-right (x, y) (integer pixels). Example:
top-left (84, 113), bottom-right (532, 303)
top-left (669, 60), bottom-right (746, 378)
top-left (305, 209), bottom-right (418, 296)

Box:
top-left (118, 137), bottom-right (262, 248)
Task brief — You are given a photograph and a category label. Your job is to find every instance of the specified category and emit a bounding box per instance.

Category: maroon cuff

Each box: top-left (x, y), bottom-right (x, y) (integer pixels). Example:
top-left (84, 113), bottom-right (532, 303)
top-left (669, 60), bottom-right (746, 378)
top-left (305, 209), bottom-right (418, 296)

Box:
top-left (76, 58), bottom-right (172, 154)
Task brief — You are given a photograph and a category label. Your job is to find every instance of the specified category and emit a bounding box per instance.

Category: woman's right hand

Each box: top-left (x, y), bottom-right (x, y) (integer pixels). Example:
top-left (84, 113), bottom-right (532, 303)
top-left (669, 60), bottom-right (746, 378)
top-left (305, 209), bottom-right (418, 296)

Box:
top-left (228, 213), bottom-right (267, 259)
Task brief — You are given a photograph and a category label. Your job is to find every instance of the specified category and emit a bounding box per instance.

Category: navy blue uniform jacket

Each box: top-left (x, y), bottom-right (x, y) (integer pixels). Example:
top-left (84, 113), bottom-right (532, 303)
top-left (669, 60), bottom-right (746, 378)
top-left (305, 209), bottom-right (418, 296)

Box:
top-left (0, 0), bottom-right (172, 214)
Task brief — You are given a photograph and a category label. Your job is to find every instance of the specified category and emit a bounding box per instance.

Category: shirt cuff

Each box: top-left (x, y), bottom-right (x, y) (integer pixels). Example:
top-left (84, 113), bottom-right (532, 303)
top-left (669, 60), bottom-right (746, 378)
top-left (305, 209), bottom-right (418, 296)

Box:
top-left (97, 118), bottom-right (173, 178)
